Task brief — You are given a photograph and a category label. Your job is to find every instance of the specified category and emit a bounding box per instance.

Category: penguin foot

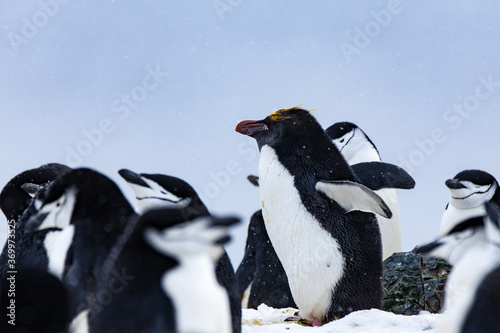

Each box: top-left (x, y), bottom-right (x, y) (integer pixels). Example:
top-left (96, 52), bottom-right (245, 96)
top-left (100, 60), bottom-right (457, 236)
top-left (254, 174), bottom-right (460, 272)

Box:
top-left (284, 316), bottom-right (321, 327)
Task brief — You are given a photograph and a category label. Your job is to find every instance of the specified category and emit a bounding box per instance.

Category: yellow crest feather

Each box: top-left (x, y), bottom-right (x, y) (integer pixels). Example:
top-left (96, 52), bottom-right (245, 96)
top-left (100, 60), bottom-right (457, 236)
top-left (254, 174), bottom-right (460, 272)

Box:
top-left (268, 104), bottom-right (311, 121)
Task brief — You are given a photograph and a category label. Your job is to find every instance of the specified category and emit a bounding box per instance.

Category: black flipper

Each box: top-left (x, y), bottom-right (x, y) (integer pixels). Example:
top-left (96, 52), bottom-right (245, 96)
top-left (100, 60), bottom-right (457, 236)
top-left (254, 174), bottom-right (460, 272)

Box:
top-left (235, 222), bottom-right (257, 297)
top-left (351, 162), bottom-right (416, 191)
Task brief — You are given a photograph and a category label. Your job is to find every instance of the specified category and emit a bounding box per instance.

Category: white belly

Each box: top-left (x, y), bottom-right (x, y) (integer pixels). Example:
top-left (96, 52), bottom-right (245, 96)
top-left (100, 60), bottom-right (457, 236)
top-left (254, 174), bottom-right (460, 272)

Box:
top-left (163, 254), bottom-right (232, 333)
top-left (259, 146), bottom-right (344, 321)
top-left (375, 188), bottom-right (402, 259)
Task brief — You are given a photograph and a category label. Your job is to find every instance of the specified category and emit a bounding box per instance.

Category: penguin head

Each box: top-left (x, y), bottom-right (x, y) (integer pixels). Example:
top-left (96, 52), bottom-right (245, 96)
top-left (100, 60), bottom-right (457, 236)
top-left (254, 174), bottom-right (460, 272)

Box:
top-left (23, 183), bottom-right (77, 233)
top-left (413, 216), bottom-right (486, 265)
top-left (139, 208), bottom-right (240, 259)
top-left (0, 163), bottom-right (72, 222)
top-left (24, 168), bottom-right (132, 233)
top-left (119, 169), bottom-right (207, 214)
top-left (445, 169), bottom-right (498, 209)
top-left (325, 122), bottom-right (380, 163)
top-left (235, 106), bottom-right (327, 151)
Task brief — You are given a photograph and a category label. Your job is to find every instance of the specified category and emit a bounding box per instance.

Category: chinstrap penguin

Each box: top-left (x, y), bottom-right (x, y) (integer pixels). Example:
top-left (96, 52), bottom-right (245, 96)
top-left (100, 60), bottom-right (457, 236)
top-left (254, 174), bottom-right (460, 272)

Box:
top-left (78, 207), bottom-right (240, 333)
top-left (414, 202), bottom-right (500, 333)
top-left (236, 106), bottom-right (392, 325)
top-left (24, 168), bottom-right (136, 318)
top-left (439, 169), bottom-right (500, 235)
top-left (326, 122), bottom-right (415, 259)
top-left (118, 169), bottom-right (241, 333)
top-left (0, 163), bottom-right (72, 279)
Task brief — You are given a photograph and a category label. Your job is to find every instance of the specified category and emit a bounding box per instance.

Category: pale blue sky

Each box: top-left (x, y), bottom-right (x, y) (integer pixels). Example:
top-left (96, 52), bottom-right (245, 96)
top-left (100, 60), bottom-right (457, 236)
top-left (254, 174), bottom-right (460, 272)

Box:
top-left (1, 1), bottom-right (500, 264)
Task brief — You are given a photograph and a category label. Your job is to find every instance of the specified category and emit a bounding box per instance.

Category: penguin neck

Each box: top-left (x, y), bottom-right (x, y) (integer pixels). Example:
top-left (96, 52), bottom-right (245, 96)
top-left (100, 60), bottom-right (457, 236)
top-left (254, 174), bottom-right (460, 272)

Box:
top-left (345, 145), bottom-right (381, 165)
top-left (111, 231), bottom-right (179, 288)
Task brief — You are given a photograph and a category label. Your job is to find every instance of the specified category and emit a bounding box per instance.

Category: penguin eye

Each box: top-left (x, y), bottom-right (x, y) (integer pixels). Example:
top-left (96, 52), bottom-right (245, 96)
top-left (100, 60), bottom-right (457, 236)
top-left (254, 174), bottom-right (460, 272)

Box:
top-left (339, 139), bottom-right (345, 143)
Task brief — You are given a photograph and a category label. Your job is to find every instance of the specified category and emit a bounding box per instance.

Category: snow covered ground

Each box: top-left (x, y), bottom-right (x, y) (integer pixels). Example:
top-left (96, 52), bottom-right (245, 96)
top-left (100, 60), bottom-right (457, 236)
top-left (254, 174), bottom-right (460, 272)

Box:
top-left (242, 305), bottom-right (441, 333)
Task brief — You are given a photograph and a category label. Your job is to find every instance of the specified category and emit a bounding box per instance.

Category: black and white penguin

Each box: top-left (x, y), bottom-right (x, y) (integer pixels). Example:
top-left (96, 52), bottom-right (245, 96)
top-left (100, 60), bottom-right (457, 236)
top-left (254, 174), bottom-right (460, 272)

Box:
top-left (325, 121), bottom-right (380, 165)
top-left (0, 163), bottom-right (72, 233)
top-left (236, 175), bottom-right (296, 309)
top-left (439, 169), bottom-right (500, 235)
top-left (79, 207), bottom-right (240, 333)
top-left (0, 269), bottom-right (71, 333)
top-left (414, 202), bottom-right (500, 333)
top-left (23, 168), bottom-right (136, 318)
top-left (235, 107), bottom-right (392, 325)
top-left (118, 169), bottom-right (241, 333)
top-left (0, 163), bottom-right (72, 279)
top-left (326, 122), bottom-right (414, 259)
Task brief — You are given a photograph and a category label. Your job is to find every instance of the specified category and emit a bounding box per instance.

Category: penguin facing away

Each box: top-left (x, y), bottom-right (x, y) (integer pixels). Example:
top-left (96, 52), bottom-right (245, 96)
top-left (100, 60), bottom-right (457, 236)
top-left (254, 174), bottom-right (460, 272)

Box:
top-left (439, 169), bottom-right (500, 235)
top-left (236, 107), bottom-right (391, 326)
top-left (23, 168), bottom-right (136, 318)
top-left (83, 207), bottom-right (240, 333)
top-left (414, 203), bottom-right (500, 333)
top-left (326, 122), bottom-right (415, 259)
top-left (118, 169), bottom-right (241, 333)
top-left (236, 175), bottom-right (296, 309)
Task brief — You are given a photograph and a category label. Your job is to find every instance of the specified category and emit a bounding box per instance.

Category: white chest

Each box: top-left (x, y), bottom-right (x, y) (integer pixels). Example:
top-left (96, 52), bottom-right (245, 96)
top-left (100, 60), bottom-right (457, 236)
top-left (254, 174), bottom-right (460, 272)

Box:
top-left (439, 204), bottom-right (486, 235)
top-left (44, 225), bottom-right (75, 279)
top-left (258, 145), bottom-right (344, 320)
top-left (162, 255), bottom-right (231, 333)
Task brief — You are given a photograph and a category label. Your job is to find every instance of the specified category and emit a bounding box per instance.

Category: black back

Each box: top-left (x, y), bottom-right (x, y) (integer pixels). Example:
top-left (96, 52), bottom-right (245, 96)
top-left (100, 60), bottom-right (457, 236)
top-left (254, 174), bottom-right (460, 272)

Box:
top-left (247, 108), bottom-right (383, 321)
top-left (236, 210), bottom-right (296, 309)
top-left (462, 266), bottom-right (500, 333)
top-left (0, 163), bottom-right (71, 223)
top-left (0, 269), bottom-right (71, 333)
top-left (32, 168), bottom-right (136, 318)
top-left (90, 207), bottom-right (232, 333)
top-left (90, 209), bottom-right (181, 333)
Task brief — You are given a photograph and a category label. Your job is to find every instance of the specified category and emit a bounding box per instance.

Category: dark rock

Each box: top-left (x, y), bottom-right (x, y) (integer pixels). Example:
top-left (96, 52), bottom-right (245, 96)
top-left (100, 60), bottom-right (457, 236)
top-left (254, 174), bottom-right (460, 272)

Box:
top-left (383, 252), bottom-right (451, 315)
